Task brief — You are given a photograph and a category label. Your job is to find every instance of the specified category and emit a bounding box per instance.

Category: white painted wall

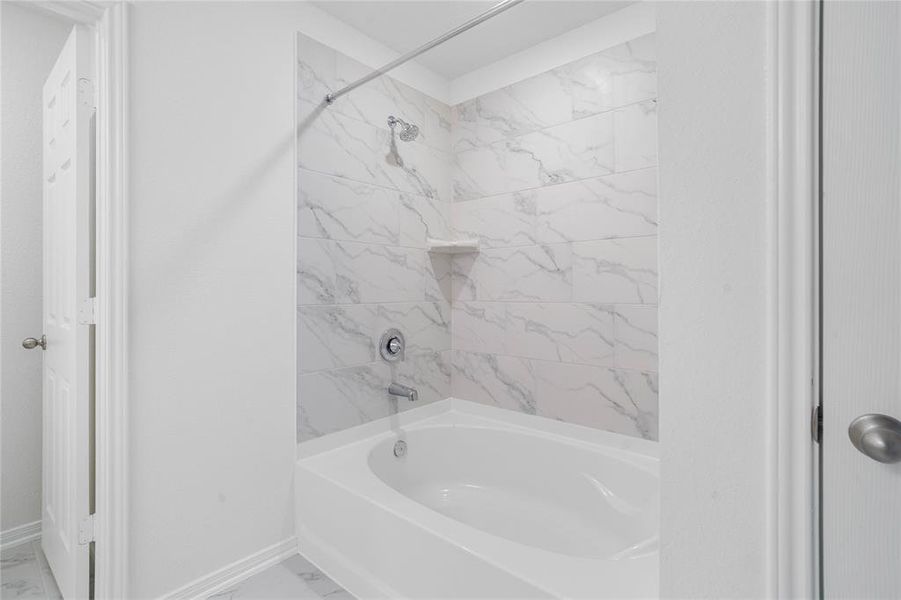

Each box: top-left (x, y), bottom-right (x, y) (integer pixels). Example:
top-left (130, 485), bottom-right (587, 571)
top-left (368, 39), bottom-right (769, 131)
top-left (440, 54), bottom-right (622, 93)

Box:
top-left (657, 2), bottom-right (771, 597)
top-left (0, 3), bottom-right (72, 534)
top-left (128, 2), bottom-right (303, 596)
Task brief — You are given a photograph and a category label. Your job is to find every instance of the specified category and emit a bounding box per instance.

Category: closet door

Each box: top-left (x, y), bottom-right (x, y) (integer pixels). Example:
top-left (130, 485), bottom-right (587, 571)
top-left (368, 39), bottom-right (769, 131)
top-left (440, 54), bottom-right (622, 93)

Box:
top-left (822, 2), bottom-right (901, 597)
top-left (39, 24), bottom-right (93, 600)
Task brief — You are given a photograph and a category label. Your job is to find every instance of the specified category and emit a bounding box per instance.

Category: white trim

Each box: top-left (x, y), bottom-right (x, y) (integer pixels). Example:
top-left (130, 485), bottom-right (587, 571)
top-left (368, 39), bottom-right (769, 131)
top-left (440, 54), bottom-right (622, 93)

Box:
top-left (161, 538), bottom-right (298, 600)
top-left (294, 3), bottom-right (448, 103)
top-left (448, 2), bottom-right (657, 105)
top-left (0, 521), bottom-right (42, 551)
top-left (767, 1), bottom-right (819, 598)
top-left (293, 2), bottom-right (654, 106)
top-left (93, 2), bottom-right (129, 599)
top-left (11, 0), bottom-right (108, 25)
top-left (29, 1), bottom-right (130, 598)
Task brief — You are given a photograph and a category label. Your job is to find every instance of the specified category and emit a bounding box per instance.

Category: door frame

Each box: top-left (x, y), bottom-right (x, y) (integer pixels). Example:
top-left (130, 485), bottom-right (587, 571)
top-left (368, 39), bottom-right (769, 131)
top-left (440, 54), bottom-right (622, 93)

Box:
top-left (769, 0), bottom-right (820, 597)
top-left (30, 2), bottom-right (130, 598)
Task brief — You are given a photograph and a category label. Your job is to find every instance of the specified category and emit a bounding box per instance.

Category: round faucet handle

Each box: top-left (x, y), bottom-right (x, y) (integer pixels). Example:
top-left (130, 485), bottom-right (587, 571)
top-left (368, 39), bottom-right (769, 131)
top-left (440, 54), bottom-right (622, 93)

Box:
top-left (379, 328), bottom-right (405, 362)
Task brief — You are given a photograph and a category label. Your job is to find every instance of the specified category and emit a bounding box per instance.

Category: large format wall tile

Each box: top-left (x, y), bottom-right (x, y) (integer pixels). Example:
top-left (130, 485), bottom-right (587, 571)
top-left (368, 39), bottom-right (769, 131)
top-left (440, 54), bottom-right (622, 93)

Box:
top-left (298, 31), bottom-right (658, 444)
top-left (395, 350), bottom-right (452, 405)
top-left (298, 304), bottom-right (377, 373)
top-left (534, 168), bottom-right (657, 243)
top-left (298, 34), bottom-right (451, 153)
top-left (425, 254), bottom-right (453, 303)
top-left (376, 302), bottom-right (451, 356)
top-left (298, 169), bottom-right (399, 244)
top-left (297, 35), bottom-right (337, 106)
top-left (297, 351), bottom-right (450, 442)
top-left (453, 302), bottom-right (616, 366)
top-left (613, 305), bottom-right (658, 371)
top-left (531, 361), bottom-right (658, 440)
top-left (446, 35), bottom-right (658, 441)
top-left (297, 301), bottom-right (450, 374)
top-left (567, 34), bottom-right (657, 118)
top-left (452, 302), bottom-right (511, 355)
top-left (298, 101), bottom-right (388, 187)
top-left (450, 351), bottom-right (658, 441)
top-left (298, 162), bottom-right (449, 251)
top-left (506, 303), bottom-right (615, 366)
top-left (452, 192), bottom-right (537, 248)
top-left (331, 53), bottom-right (452, 153)
top-left (298, 362), bottom-right (393, 441)
top-left (297, 237), bottom-right (336, 306)
top-left (384, 137), bottom-right (453, 203)
top-left (606, 34), bottom-right (657, 108)
top-left (614, 100), bottom-right (658, 172)
top-left (298, 100), bottom-right (451, 202)
top-left (452, 34), bottom-right (657, 153)
top-left (451, 351), bottom-right (538, 415)
top-left (298, 238), bottom-right (431, 305)
top-left (452, 70), bottom-right (573, 152)
top-left (573, 237), bottom-right (658, 304)
top-left (453, 244), bottom-right (573, 302)
top-left (297, 34), bottom-right (453, 444)
top-left (399, 192), bottom-right (450, 247)
top-left (562, 52), bottom-right (616, 120)
top-left (454, 112), bottom-right (615, 201)
top-left (332, 241), bottom-right (426, 304)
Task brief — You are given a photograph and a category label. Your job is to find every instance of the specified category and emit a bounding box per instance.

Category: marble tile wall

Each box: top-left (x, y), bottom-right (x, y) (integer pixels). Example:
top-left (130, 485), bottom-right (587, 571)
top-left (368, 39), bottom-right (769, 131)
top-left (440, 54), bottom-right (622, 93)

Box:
top-left (296, 32), bottom-right (658, 443)
top-left (449, 34), bottom-right (659, 440)
top-left (296, 34), bottom-right (453, 442)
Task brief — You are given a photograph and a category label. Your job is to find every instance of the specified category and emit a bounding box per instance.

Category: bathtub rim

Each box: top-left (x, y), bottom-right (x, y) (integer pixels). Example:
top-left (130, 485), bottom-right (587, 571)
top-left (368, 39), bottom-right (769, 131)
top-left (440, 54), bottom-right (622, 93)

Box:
top-left (297, 397), bottom-right (659, 462)
top-left (295, 399), bottom-right (659, 598)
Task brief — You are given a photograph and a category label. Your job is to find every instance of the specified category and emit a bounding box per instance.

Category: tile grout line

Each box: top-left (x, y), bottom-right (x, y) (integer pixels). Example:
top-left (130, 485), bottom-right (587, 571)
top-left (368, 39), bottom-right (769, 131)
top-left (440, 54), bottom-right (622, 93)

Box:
top-left (296, 233), bottom-right (659, 251)
top-left (451, 96), bottom-right (658, 154)
top-left (298, 351), bottom-right (657, 378)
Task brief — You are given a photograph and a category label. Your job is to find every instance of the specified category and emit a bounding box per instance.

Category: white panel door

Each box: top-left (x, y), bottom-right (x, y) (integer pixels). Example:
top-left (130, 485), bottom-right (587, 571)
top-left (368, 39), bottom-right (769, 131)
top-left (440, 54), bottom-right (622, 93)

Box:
top-left (40, 25), bottom-right (93, 600)
top-left (822, 2), bottom-right (901, 598)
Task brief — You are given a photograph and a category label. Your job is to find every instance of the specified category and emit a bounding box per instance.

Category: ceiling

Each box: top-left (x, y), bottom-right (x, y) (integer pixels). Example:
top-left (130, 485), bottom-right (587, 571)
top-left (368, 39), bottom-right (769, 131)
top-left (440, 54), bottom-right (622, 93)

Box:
top-left (312, 1), bottom-right (633, 80)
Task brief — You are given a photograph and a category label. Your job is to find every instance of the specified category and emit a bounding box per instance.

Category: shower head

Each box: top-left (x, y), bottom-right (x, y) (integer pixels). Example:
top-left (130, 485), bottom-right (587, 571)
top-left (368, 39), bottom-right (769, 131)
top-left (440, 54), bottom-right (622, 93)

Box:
top-left (387, 115), bottom-right (419, 142)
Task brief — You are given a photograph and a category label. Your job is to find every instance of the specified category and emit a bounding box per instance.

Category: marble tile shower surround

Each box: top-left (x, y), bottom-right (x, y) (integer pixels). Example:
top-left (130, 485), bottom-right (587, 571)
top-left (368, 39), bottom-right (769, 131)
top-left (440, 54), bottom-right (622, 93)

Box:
top-left (449, 32), bottom-right (658, 441)
top-left (297, 33), bottom-right (453, 442)
top-left (296, 32), bottom-right (658, 443)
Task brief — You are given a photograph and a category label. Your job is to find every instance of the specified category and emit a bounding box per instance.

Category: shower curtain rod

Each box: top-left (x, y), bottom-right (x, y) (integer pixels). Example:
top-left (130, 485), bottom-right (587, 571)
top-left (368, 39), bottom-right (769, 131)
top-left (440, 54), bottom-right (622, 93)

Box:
top-left (324, 0), bottom-right (526, 105)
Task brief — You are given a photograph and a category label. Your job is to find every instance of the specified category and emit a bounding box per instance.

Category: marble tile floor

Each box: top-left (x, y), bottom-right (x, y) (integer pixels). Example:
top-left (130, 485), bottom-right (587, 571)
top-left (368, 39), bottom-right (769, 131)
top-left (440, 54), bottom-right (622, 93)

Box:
top-left (0, 541), bottom-right (62, 599)
top-left (208, 554), bottom-right (355, 600)
top-left (1, 541), bottom-right (352, 600)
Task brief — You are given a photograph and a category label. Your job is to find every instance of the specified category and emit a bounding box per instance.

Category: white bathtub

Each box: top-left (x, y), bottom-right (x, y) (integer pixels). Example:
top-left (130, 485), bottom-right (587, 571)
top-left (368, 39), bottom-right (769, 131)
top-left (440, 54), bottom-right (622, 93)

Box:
top-left (295, 399), bottom-right (658, 599)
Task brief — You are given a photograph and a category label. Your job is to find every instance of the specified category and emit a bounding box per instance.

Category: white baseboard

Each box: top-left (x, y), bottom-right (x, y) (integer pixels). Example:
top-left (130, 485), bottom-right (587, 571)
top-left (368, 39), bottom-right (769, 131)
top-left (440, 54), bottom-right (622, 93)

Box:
top-left (162, 537), bottom-right (297, 600)
top-left (1, 520), bottom-right (41, 551)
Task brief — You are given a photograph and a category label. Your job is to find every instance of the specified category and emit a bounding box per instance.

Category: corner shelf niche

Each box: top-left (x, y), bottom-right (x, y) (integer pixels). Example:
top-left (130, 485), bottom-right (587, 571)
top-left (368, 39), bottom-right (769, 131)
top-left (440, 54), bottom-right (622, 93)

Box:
top-left (426, 238), bottom-right (480, 255)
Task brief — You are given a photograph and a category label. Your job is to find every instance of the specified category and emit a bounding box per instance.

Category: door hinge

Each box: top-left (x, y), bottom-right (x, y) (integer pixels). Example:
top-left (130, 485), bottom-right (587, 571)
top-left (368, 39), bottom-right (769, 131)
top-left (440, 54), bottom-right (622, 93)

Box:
top-left (78, 514), bottom-right (95, 545)
top-left (812, 405), bottom-right (823, 443)
top-left (78, 297), bottom-right (96, 325)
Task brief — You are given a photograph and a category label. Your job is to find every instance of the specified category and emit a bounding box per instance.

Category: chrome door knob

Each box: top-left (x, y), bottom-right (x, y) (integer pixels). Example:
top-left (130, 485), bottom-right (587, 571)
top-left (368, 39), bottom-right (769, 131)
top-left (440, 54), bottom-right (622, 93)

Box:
top-left (848, 414), bottom-right (901, 464)
top-left (22, 335), bottom-right (47, 350)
